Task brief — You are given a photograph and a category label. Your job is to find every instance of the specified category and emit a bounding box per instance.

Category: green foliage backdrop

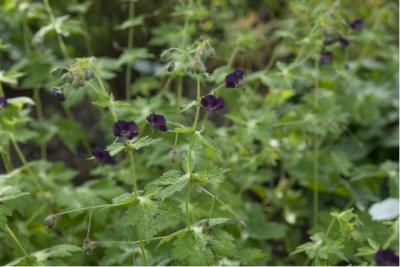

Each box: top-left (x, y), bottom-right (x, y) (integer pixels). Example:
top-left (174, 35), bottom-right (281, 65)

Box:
top-left (0, 0), bottom-right (398, 265)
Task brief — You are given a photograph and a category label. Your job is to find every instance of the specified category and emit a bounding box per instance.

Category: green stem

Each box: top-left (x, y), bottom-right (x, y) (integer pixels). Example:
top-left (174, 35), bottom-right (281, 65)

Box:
top-left (33, 89), bottom-right (47, 160)
top-left (43, 0), bottom-right (69, 59)
top-left (86, 208), bottom-right (93, 239)
top-left (0, 82), bottom-right (4, 96)
top-left (384, 220), bottom-right (399, 249)
top-left (312, 55), bottom-right (320, 227)
top-left (192, 79), bottom-right (201, 130)
top-left (199, 185), bottom-right (241, 218)
top-left (125, 0), bottom-right (135, 100)
top-left (53, 203), bottom-right (119, 216)
top-left (128, 149), bottom-right (138, 198)
top-left (176, 77), bottom-right (183, 112)
top-left (9, 134), bottom-right (44, 193)
top-left (5, 224), bottom-right (30, 258)
top-left (185, 180), bottom-right (193, 230)
top-left (227, 46), bottom-right (239, 68)
top-left (312, 140), bottom-right (320, 226)
top-left (139, 239), bottom-right (149, 266)
top-left (185, 146), bottom-right (193, 230)
top-left (22, 20), bottom-right (31, 55)
top-left (79, 14), bottom-right (94, 56)
top-left (1, 149), bottom-right (13, 172)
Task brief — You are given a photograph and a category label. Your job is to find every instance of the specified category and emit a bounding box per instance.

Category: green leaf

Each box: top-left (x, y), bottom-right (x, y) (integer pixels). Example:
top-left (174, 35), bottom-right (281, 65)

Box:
top-left (149, 170), bottom-right (190, 200)
top-left (209, 229), bottom-right (236, 257)
top-left (125, 197), bottom-right (180, 240)
top-left (192, 164), bottom-right (229, 184)
top-left (172, 231), bottom-right (214, 265)
top-left (128, 136), bottom-right (161, 150)
top-left (7, 244), bottom-right (82, 266)
top-left (238, 248), bottom-right (267, 265)
top-left (194, 132), bottom-right (222, 157)
top-left (0, 205), bottom-right (12, 229)
top-left (112, 192), bottom-right (137, 205)
top-left (117, 48), bottom-right (153, 66)
top-left (0, 186), bottom-right (30, 202)
top-left (107, 140), bottom-right (125, 156)
top-left (115, 16), bottom-right (144, 30)
top-left (0, 70), bottom-right (24, 86)
top-left (171, 126), bottom-right (194, 134)
top-left (292, 233), bottom-right (348, 264)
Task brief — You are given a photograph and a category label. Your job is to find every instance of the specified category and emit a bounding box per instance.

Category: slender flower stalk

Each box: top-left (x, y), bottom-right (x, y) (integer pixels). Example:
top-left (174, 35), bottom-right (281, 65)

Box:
top-left (125, 0), bottom-right (135, 99)
top-left (312, 56), bottom-right (320, 226)
top-left (5, 224), bottom-right (30, 258)
top-left (184, 78), bottom-right (202, 231)
top-left (42, 0), bottom-right (69, 59)
top-left (192, 79), bottom-right (201, 131)
top-left (128, 149), bottom-right (138, 198)
top-left (9, 134), bottom-right (44, 193)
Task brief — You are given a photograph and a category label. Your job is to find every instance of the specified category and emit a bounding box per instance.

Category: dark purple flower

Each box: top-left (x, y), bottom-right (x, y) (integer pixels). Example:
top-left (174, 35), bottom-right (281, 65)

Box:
top-left (201, 95), bottom-right (225, 112)
top-left (350, 19), bottom-right (363, 30)
top-left (375, 249), bottom-right (399, 266)
top-left (92, 147), bottom-right (117, 165)
top-left (0, 96), bottom-right (8, 108)
top-left (146, 113), bottom-right (167, 131)
top-left (338, 37), bottom-right (350, 47)
top-left (320, 51), bottom-right (333, 65)
top-left (113, 120), bottom-right (138, 139)
top-left (224, 68), bottom-right (245, 88)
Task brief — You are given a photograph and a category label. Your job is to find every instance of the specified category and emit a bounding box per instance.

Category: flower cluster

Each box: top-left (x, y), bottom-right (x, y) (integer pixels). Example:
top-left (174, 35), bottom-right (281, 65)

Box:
top-left (92, 114), bottom-right (167, 165)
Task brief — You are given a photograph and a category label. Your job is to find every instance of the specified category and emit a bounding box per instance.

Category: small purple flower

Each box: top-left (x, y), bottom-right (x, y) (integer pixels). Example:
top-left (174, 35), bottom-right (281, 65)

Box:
top-left (319, 51), bottom-right (333, 65)
top-left (0, 96), bottom-right (8, 108)
top-left (350, 19), bottom-right (363, 30)
top-left (338, 37), bottom-right (350, 47)
top-left (92, 147), bottom-right (117, 165)
top-left (146, 113), bottom-right (167, 131)
top-left (224, 68), bottom-right (245, 88)
top-left (375, 249), bottom-right (399, 266)
top-left (113, 120), bottom-right (138, 139)
top-left (201, 95), bottom-right (225, 112)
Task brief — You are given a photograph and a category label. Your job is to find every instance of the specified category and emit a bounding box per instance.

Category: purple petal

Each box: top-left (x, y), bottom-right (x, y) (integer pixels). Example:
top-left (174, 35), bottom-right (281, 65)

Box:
top-left (113, 120), bottom-right (138, 139)
top-left (92, 147), bottom-right (117, 165)
top-left (0, 96), bottom-right (8, 108)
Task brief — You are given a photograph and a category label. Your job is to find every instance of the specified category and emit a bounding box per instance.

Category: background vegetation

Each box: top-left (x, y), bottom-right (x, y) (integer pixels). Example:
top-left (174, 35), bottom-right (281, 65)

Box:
top-left (0, 0), bottom-right (398, 265)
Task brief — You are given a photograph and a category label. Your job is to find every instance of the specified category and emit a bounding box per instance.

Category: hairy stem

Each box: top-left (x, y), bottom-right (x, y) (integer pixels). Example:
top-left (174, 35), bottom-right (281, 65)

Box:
top-left (128, 149), bottom-right (138, 197)
top-left (86, 208), bottom-right (93, 239)
top-left (312, 55), bottom-right (320, 227)
top-left (192, 79), bottom-right (201, 131)
top-left (43, 0), bottom-right (69, 59)
top-left (139, 239), bottom-right (149, 266)
top-left (176, 77), bottom-right (183, 112)
top-left (125, 0), bottom-right (135, 99)
top-left (9, 134), bottom-right (44, 193)
top-left (33, 89), bottom-right (47, 160)
top-left (5, 224), bottom-right (30, 258)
